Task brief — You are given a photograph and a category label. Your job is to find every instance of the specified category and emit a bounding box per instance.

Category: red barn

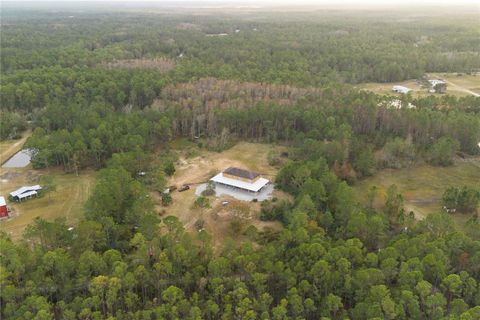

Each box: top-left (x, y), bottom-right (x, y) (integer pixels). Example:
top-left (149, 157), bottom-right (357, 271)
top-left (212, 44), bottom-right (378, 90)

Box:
top-left (0, 196), bottom-right (7, 218)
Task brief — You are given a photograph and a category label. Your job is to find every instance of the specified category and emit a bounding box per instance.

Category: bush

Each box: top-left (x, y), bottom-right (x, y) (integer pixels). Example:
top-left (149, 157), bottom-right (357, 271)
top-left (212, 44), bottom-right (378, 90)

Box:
top-left (428, 137), bottom-right (459, 166)
top-left (381, 138), bottom-right (416, 169)
top-left (193, 196), bottom-right (210, 209)
top-left (201, 181), bottom-right (216, 197)
top-left (164, 161), bottom-right (175, 176)
top-left (267, 150), bottom-right (280, 166)
top-left (230, 219), bottom-right (244, 236)
top-left (194, 219), bottom-right (205, 230)
top-left (161, 193), bottom-right (172, 206)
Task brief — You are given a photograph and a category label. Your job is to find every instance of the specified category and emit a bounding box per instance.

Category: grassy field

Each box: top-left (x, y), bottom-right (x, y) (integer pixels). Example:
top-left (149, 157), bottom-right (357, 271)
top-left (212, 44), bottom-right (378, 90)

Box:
top-left (354, 158), bottom-right (480, 223)
top-left (427, 73), bottom-right (480, 96)
top-left (0, 166), bottom-right (95, 240)
top-left (356, 73), bottom-right (480, 98)
top-left (154, 141), bottom-right (288, 248)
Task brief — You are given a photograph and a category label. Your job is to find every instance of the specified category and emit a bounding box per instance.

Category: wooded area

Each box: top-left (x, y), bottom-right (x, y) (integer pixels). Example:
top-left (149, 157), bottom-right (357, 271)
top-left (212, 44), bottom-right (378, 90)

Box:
top-left (0, 5), bottom-right (480, 320)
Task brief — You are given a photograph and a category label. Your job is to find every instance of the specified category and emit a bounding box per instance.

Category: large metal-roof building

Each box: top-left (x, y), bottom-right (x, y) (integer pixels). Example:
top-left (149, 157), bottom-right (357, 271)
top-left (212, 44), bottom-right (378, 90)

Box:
top-left (210, 167), bottom-right (269, 193)
top-left (10, 185), bottom-right (42, 201)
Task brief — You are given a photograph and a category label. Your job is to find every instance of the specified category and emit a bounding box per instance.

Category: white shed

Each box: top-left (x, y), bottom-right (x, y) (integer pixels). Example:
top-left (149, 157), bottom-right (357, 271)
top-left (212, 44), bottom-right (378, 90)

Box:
top-left (392, 85), bottom-right (411, 94)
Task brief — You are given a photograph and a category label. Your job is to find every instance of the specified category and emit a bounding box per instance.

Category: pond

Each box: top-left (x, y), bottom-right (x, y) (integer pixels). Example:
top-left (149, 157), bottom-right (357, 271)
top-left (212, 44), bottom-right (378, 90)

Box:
top-left (2, 149), bottom-right (34, 168)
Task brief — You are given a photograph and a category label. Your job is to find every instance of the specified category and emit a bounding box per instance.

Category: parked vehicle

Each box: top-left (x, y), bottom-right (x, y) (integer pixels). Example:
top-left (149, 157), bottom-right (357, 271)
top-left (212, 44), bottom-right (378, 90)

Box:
top-left (178, 185), bottom-right (190, 192)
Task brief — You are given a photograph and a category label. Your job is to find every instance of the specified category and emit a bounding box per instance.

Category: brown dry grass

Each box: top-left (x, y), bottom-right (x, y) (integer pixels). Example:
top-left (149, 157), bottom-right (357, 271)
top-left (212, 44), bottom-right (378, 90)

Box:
top-left (0, 165), bottom-right (95, 240)
top-left (102, 58), bottom-right (175, 73)
top-left (154, 141), bottom-right (288, 249)
top-left (356, 74), bottom-right (480, 98)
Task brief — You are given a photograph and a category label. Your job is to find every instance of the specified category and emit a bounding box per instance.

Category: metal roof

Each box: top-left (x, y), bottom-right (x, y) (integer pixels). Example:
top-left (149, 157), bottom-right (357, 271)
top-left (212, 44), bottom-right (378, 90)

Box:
top-left (210, 173), bottom-right (269, 192)
top-left (10, 185), bottom-right (42, 198)
top-left (0, 196), bottom-right (6, 207)
top-left (223, 167), bottom-right (260, 180)
top-left (17, 190), bottom-right (38, 200)
top-left (392, 85), bottom-right (411, 93)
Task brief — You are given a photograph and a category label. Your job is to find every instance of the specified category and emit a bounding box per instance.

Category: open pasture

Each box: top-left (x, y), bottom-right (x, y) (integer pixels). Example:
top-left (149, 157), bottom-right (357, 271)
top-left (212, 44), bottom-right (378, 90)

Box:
top-left (354, 158), bottom-right (480, 223)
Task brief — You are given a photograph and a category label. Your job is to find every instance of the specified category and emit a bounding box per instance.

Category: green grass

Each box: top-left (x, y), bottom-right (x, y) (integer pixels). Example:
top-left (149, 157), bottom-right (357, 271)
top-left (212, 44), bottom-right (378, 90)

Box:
top-left (0, 169), bottom-right (95, 240)
top-left (354, 159), bottom-right (480, 222)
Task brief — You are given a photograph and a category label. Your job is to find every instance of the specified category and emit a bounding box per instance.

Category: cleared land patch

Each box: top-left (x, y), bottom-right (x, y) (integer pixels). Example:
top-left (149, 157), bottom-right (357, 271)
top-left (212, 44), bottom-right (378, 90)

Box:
top-left (427, 73), bottom-right (480, 96)
top-left (356, 73), bottom-right (480, 97)
top-left (102, 58), bottom-right (175, 73)
top-left (354, 158), bottom-right (480, 224)
top-left (0, 166), bottom-right (95, 240)
top-left (154, 141), bottom-right (288, 248)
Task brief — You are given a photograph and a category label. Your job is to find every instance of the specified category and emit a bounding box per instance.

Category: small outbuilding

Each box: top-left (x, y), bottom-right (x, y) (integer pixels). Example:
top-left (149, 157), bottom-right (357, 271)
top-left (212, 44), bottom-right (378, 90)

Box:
top-left (10, 185), bottom-right (42, 202)
top-left (0, 196), bottom-right (7, 218)
top-left (392, 85), bottom-right (411, 94)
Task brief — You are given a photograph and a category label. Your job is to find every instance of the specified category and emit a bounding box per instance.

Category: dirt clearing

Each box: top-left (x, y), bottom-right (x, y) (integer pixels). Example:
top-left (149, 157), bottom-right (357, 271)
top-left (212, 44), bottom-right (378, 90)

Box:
top-left (154, 141), bottom-right (289, 249)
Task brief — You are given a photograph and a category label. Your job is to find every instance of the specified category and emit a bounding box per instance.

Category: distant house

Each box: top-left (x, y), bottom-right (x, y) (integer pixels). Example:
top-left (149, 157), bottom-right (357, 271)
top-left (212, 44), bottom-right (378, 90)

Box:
top-left (0, 197), bottom-right (7, 218)
top-left (210, 167), bottom-right (269, 194)
top-left (428, 79), bottom-right (447, 93)
top-left (392, 85), bottom-right (411, 94)
top-left (10, 185), bottom-right (42, 202)
top-left (428, 79), bottom-right (446, 87)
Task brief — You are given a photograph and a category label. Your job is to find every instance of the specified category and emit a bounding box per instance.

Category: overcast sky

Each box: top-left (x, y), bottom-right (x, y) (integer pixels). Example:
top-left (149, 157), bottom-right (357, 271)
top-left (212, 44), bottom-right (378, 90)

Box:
top-left (5, 0), bottom-right (479, 4)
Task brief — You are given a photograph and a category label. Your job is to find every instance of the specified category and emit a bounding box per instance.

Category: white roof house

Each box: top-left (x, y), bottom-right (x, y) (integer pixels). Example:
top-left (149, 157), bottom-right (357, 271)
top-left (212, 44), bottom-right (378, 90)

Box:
top-left (10, 185), bottom-right (42, 200)
top-left (0, 196), bottom-right (6, 207)
top-left (17, 191), bottom-right (38, 200)
top-left (428, 79), bottom-right (446, 87)
top-left (210, 167), bottom-right (269, 193)
top-left (392, 85), bottom-right (411, 94)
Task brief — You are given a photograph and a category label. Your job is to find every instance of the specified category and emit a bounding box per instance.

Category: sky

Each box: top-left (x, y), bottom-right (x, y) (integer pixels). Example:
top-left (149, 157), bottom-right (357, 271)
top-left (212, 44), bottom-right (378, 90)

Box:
top-left (5, 0), bottom-right (479, 4)
top-left (3, 0), bottom-right (479, 11)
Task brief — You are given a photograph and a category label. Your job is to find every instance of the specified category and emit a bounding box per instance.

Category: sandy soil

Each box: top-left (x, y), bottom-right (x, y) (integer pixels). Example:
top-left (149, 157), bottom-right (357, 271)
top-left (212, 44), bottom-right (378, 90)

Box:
top-left (155, 142), bottom-right (288, 249)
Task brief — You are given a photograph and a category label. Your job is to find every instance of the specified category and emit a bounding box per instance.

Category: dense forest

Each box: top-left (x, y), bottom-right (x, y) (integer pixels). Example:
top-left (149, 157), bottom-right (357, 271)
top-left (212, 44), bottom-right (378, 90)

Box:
top-left (1, 5), bottom-right (480, 320)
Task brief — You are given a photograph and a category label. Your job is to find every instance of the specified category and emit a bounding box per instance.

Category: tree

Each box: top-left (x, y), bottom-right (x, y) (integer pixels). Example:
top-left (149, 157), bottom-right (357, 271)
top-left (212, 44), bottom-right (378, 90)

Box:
top-left (442, 186), bottom-right (480, 213)
top-left (40, 175), bottom-right (57, 203)
top-left (428, 137), bottom-right (460, 166)
top-left (164, 161), bottom-right (176, 176)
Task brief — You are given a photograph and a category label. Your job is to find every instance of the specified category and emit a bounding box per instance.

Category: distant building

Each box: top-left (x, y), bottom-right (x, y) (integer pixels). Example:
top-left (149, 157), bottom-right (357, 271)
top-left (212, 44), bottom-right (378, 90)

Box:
top-left (0, 196), bottom-right (7, 218)
top-left (210, 167), bottom-right (269, 194)
top-left (428, 79), bottom-right (447, 93)
top-left (428, 79), bottom-right (446, 87)
top-left (392, 85), bottom-right (411, 94)
top-left (10, 185), bottom-right (42, 201)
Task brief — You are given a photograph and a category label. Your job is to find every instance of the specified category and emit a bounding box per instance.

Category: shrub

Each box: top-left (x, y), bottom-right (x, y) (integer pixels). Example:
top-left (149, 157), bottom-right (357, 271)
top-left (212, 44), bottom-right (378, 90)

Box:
top-left (428, 137), bottom-right (459, 166)
top-left (194, 219), bottom-right (205, 230)
top-left (201, 181), bottom-right (216, 197)
top-left (161, 193), bottom-right (172, 206)
top-left (267, 150), bottom-right (280, 166)
top-left (164, 161), bottom-right (175, 176)
top-left (193, 196), bottom-right (210, 209)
